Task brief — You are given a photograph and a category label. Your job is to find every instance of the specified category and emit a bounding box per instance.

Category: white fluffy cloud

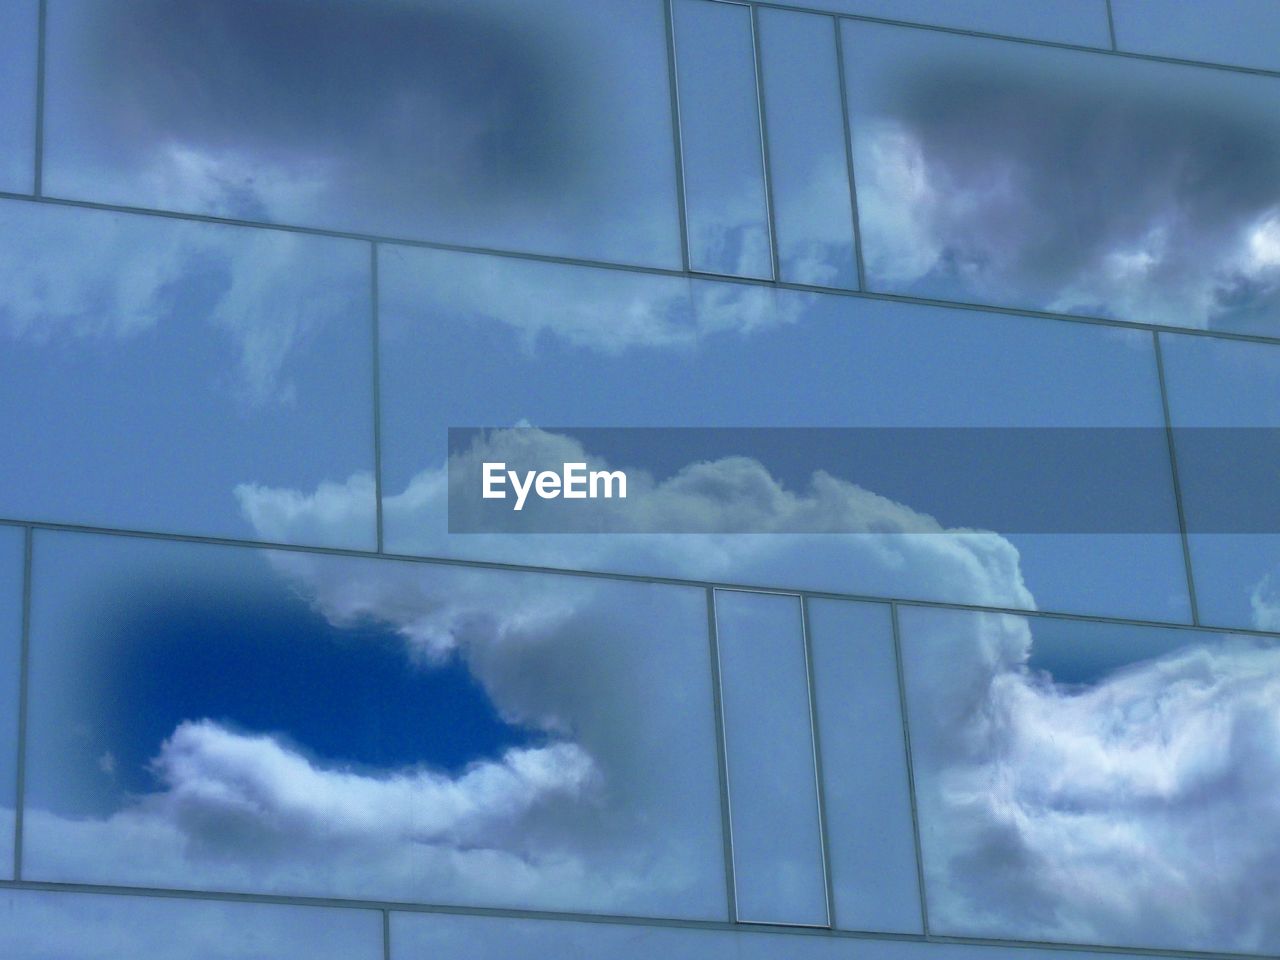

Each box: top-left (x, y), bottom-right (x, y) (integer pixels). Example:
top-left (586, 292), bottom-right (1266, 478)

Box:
top-left (238, 426), bottom-right (1033, 614)
top-left (905, 608), bottom-right (1280, 953)
top-left (151, 719), bottom-right (596, 846)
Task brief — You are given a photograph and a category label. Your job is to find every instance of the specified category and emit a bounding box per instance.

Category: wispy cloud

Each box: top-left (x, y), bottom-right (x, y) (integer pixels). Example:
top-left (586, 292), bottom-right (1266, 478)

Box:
top-left (906, 608), bottom-right (1280, 953)
top-left (0, 200), bottom-right (365, 406)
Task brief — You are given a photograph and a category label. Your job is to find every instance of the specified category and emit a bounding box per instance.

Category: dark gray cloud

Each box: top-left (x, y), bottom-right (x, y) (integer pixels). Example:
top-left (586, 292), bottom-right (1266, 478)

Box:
top-left (74, 0), bottom-right (568, 207)
top-left (47, 0), bottom-right (682, 264)
top-left (853, 34), bottom-right (1280, 334)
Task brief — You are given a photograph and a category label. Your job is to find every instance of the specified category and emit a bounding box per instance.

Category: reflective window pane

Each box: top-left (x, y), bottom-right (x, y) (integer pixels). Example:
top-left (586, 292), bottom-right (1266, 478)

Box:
top-left (1113, 0), bottom-right (1280, 72)
top-left (390, 909), bottom-right (1150, 960)
top-left (0, 0), bottom-right (37, 193)
top-left (21, 530), bottom-right (727, 919)
top-left (714, 590), bottom-right (826, 926)
top-left (376, 246), bottom-right (1188, 621)
top-left (0, 199), bottom-right (374, 548)
top-left (770, 0), bottom-right (1110, 46)
top-left (0, 527), bottom-right (22, 879)
top-left (0, 890), bottom-right (381, 960)
top-left (673, 0), bottom-right (772, 279)
top-left (758, 8), bottom-right (857, 288)
top-left (807, 598), bottom-right (921, 933)
top-left (1159, 333), bottom-right (1280, 632)
top-left (43, 0), bottom-right (681, 268)
top-left (844, 20), bottom-right (1280, 336)
top-left (900, 606), bottom-right (1280, 954)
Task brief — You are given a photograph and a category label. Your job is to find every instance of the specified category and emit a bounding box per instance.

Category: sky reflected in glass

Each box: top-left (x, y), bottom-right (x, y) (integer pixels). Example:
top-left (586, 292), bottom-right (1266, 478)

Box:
top-left (0, 527), bottom-right (22, 880)
top-left (901, 606), bottom-right (1280, 954)
top-left (42, 0), bottom-right (681, 268)
top-left (367, 246), bottom-right (1189, 621)
top-left (844, 20), bottom-right (1280, 337)
top-left (0, 890), bottom-right (382, 960)
top-left (21, 530), bottom-right (727, 919)
top-left (0, 199), bottom-right (374, 548)
top-left (0, 0), bottom-right (36, 194)
top-left (1160, 333), bottom-right (1280, 632)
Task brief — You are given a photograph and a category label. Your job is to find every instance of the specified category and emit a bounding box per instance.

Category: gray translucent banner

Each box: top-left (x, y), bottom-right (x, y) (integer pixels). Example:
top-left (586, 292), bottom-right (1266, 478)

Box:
top-left (444, 427), bottom-right (1279, 534)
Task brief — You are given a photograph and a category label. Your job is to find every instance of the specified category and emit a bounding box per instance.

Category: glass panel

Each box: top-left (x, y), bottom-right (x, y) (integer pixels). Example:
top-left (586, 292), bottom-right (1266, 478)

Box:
top-left (390, 909), bottom-right (1153, 959)
top-left (714, 590), bottom-right (826, 925)
top-left (757, 8), bottom-right (857, 288)
top-left (0, 890), bottom-right (381, 959)
top-left (392, 912), bottom-right (741, 960)
top-left (673, 0), bottom-right (772, 279)
top-left (1159, 333), bottom-right (1280, 632)
top-left (899, 606), bottom-right (1280, 954)
top-left (0, 527), bottom-right (22, 879)
top-left (42, 0), bottom-right (681, 269)
top-left (1113, 0), bottom-right (1280, 72)
top-left (807, 598), bottom-right (921, 933)
top-left (0, 0), bottom-right (37, 193)
top-left (374, 245), bottom-right (1188, 621)
top-left (843, 20), bottom-right (1280, 337)
top-left (769, 0), bottom-right (1110, 46)
top-left (0, 199), bottom-right (374, 548)
top-left (21, 530), bottom-right (727, 919)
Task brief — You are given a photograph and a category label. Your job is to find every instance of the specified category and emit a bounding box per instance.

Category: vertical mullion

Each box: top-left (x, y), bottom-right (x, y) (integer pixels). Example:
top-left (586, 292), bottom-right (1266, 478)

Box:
top-left (800, 595), bottom-right (837, 928)
top-left (664, 0), bottom-right (692, 273)
top-left (33, 0), bottom-right (47, 196)
top-left (12, 528), bottom-right (32, 880)
top-left (371, 243), bottom-right (385, 554)
top-left (706, 588), bottom-right (738, 922)
top-left (834, 17), bottom-right (867, 292)
top-left (889, 602), bottom-right (930, 934)
top-left (749, 4), bottom-right (781, 283)
top-left (1152, 331), bottom-right (1200, 625)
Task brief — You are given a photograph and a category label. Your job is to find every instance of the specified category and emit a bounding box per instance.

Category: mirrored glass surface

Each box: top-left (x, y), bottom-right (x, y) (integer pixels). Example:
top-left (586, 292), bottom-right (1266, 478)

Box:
top-left (0, 526), bottom-right (22, 878)
top-left (807, 598), bottom-right (921, 933)
top-left (900, 606), bottom-right (1280, 954)
top-left (1112, 0), bottom-right (1280, 72)
top-left (768, 0), bottom-right (1110, 46)
top-left (1159, 333), bottom-right (1280, 632)
top-left (376, 246), bottom-right (1188, 621)
top-left (21, 530), bottom-right (727, 919)
top-left (42, 0), bottom-right (681, 269)
top-left (843, 20), bottom-right (1280, 336)
top-left (0, 890), bottom-right (381, 960)
top-left (673, 0), bottom-right (772, 279)
top-left (714, 590), bottom-right (826, 926)
top-left (390, 909), bottom-right (1161, 960)
top-left (0, 199), bottom-right (374, 548)
top-left (757, 8), bottom-right (857, 288)
top-left (0, 0), bottom-right (37, 193)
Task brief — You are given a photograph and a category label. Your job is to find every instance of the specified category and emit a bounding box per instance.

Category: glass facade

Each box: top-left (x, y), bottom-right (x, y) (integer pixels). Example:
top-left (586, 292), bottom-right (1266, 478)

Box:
top-left (4, 2), bottom-right (1279, 957)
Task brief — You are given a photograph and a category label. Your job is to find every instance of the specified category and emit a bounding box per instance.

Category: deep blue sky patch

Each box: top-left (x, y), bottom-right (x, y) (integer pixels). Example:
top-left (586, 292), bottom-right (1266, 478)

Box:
top-left (96, 585), bottom-right (533, 795)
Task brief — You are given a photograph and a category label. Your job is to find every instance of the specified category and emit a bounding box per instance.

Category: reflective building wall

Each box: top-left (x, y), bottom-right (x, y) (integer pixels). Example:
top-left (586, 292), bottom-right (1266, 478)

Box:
top-left (3, 1), bottom-right (1280, 958)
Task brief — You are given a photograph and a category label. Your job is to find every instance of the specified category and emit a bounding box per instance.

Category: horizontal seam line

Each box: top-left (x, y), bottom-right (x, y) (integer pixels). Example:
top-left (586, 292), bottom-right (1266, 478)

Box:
top-left (0, 880), bottom-right (1275, 960)
top-left (0, 192), bottom-right (1277, 348)
top-left (749, 0), bottom-right (1280, 79)
top-left (0, 516), bottom-right (1273, 639)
